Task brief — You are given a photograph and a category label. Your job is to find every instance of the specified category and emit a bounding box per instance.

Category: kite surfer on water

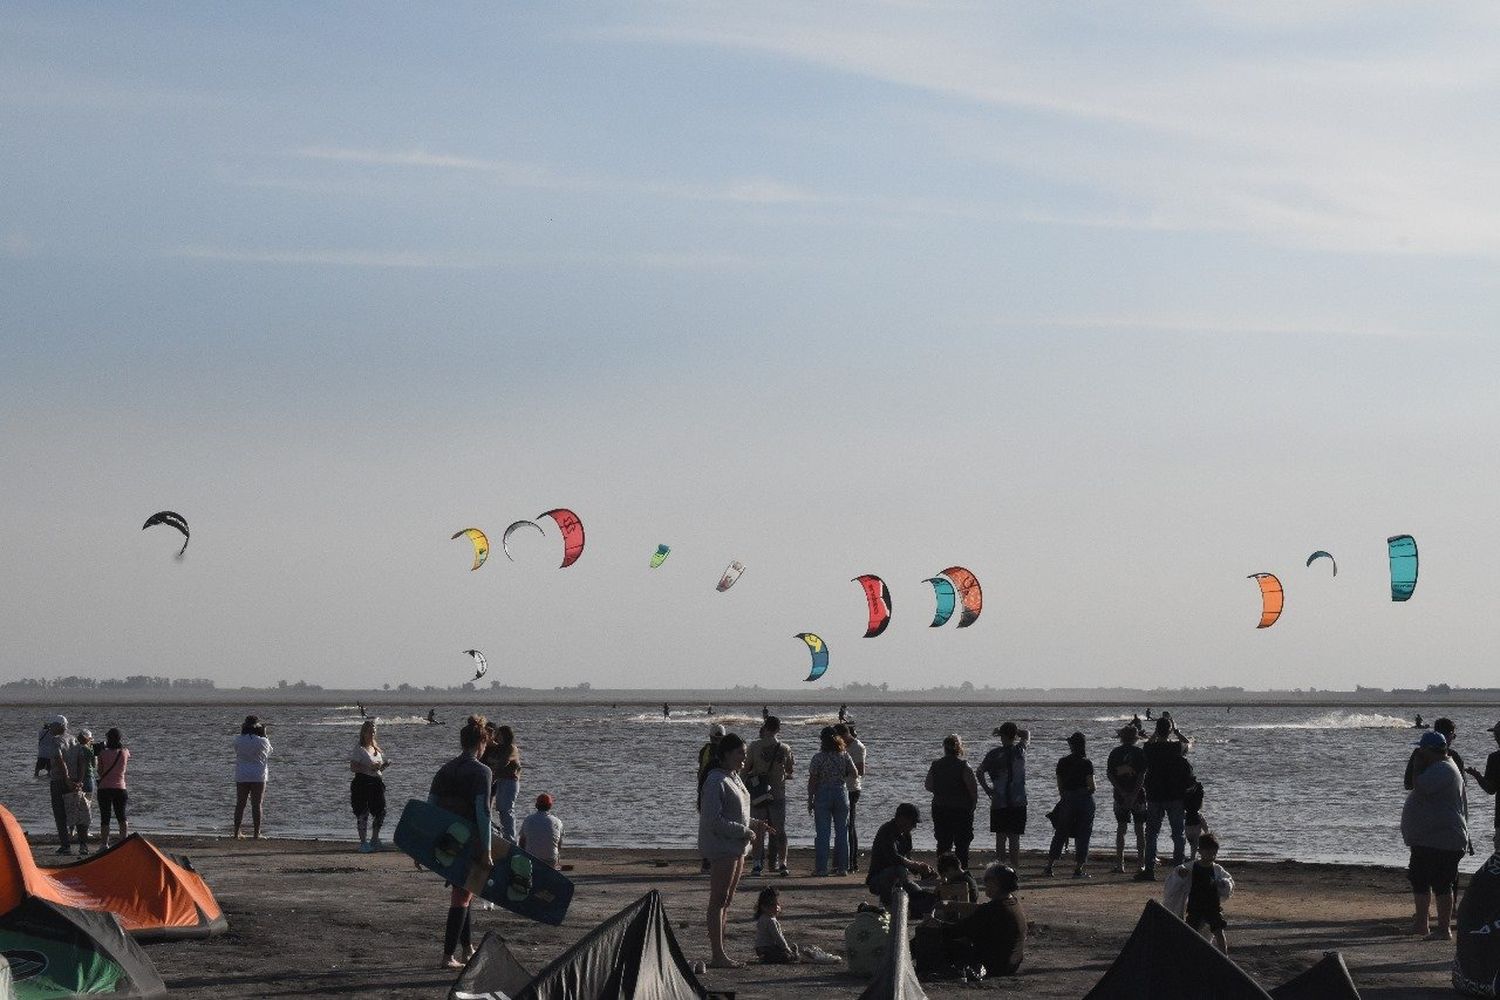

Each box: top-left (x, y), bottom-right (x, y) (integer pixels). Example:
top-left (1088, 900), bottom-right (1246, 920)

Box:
top-left (427, 709), bottom-right (441, 726)
top-left (357, 703), bottom-right (366, 718)
top-left (663, 703), bottom-right (670, 718)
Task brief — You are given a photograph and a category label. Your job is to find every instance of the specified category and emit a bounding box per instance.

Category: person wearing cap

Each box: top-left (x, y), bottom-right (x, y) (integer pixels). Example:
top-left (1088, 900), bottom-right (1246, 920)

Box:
top-left (925, 734), bottom-right (979, 870)
top-left (519, 792), bottom-right (564, 869)
top-left (42, 715), bottom-right (78, 854)
top-left (62, 729), bottom-right (98, 855)
top-left (978, 722), bottom-right (1030, 872)
top-left (834, 722), bottom-right (866, 871)
top-left (1402, 729), bottom-right (1468, 940)
top-left (1106, 725), bottom-right (1148, 875)
top-left (866, 802), bottom-right (936, 909)
top-left (807, 726), bottom-right (855, 876)
top-left (1466, 722), bottom-right (1500, 854)
top-left (1043, 733), bottom-right (1096, 879)
top-left (1405, 717), bottom-right (1466, 789)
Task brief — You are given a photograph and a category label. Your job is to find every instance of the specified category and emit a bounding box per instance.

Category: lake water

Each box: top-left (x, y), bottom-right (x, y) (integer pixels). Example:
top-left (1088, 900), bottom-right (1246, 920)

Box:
top-left (5, 701), bottom-right (1497, 870)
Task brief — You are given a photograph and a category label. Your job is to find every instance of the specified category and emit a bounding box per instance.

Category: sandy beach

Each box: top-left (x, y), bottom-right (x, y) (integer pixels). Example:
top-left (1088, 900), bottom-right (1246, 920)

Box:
top-left (83, 835), bottom-right (1460, 998)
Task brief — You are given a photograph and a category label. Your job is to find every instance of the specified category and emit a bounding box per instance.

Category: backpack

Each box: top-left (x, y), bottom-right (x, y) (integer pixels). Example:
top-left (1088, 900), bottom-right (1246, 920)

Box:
top-left (844, 908), bottom-right (891, 977)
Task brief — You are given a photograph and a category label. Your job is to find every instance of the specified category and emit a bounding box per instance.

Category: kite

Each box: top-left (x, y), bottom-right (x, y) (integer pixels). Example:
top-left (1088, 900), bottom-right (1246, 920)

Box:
top-left (1247, 573), bottom-right (1283, 629)
top-left (923, 576), bottom-right (957, 627)
top-left (796, 632), bottom-right (829, 682)
top-left (853, 574), bottom-right (894, 638)
top-left (1388, 534), bottom-right (1418, 602)
top-left (451, 528), bottom-right (490, 571)
top-left (142, 511), bottom-right (189, 557)
top-left (538, 508), bottom-right (585, 568)
top-left (502, 520), bottom-right (544, 561)
top-left (716, 561), bottom-right (745, 592)
top-left (940, 566), bottom-right (983, 628)
top-left (463, 649), bottom-right (487, 681)
top-left (1306, 550), bottom-right (1337, 576)
top-left (650, 544), bottom-right (671, 569)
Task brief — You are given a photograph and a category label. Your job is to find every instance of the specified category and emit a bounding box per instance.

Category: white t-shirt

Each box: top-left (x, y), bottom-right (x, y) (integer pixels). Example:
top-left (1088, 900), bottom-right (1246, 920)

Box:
top-left (846, 739), bottom-right (866, 793)
top-left (519, 810), bottom-right (564, 865)
top-left (234, 733), bottom-right (272, 783)
top-left (349, 745), bottom-right (384, 777)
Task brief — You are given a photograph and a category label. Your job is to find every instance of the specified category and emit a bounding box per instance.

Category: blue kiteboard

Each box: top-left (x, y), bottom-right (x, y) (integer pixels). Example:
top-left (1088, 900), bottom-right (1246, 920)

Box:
top-left (393, 799), bottom-right (574, 926)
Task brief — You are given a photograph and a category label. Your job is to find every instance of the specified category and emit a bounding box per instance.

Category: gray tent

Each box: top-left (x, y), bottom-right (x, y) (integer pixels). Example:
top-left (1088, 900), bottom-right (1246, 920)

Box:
top-left (1270, 951), bottom-right (1361, 999)
top-left (509, 890), bottom-right (708, 1000)
top-left (858, 889), bottom-right (927, 1000)
top-left (1083, 900), bottom-right (1272, 1000)
top-left (449, 931), bottom-right (533, 1000)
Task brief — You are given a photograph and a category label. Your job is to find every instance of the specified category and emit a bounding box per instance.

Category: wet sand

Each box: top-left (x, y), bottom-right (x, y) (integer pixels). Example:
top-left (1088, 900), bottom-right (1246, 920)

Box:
top-left (115, 838), bottom-right (1460, 998)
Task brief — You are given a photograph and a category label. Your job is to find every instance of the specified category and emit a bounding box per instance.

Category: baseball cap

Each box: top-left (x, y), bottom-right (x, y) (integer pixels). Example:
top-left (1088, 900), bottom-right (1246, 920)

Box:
top-left (51, 714), bottom-right (68, 728)
top-left (77, 729), bottom-right (92, 741)
top-left (708, 723), bottom-right (726, 738)
top-left (535, 793), bottom-right (554, 809)
top-left (1416, 730), bottom-right (1448, 749)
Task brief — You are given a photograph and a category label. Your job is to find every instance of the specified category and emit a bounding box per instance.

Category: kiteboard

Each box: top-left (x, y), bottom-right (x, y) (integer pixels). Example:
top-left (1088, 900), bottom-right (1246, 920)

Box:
top-left (394, 799), bottom-right (573, 926)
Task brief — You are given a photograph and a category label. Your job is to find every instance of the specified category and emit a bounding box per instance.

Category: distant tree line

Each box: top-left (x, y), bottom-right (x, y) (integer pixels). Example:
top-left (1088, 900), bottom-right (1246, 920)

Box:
top-left (0, 676), bottom-right (216, 690)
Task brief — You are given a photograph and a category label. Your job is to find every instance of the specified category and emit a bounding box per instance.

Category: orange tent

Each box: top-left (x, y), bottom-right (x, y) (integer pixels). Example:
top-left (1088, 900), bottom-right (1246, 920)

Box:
top-left (0, 804), bottom-right (226, 940)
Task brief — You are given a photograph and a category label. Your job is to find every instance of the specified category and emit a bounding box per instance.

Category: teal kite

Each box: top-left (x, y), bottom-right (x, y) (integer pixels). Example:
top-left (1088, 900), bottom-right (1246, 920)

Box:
top-left (1388, 534), bottom-right (1418, 602)
top-left (650, 544), bottom-right (670, 569)
top-left (923, 577), bottom-right (956, 627)
top-left (796, 633), bottom-right (829, 682)
top-left (1306, 550), bottom-right (1337, 576)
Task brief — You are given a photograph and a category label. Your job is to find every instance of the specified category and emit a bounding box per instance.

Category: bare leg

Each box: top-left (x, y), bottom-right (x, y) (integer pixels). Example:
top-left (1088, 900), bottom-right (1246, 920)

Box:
top-left (1434, 892), bottom-right (1454, 939)
top-left (249, 783), bottom-right (265, 838)
top-left (1006, 833), bottom-right (1020, 872)
top-left (100, 816), bottom-right (112, 850)
top-left (1114, 823), bottom-right (1127, 872)
top-left (233, 783), bottom-right (250, 838)
top-left (706, 858), bottom-right (743, 967)
top-left (1134, 819), bottom-right (1146, 870)
top-left (1411, 890), bottom-right (1431, 934)
top-left (1213, 929), bottom-right (1228, 954)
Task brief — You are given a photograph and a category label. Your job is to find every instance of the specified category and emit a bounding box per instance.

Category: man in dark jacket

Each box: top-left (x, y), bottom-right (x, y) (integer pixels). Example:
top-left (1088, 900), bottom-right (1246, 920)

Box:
top-left (1137, 716), bottom-right (1193, 881)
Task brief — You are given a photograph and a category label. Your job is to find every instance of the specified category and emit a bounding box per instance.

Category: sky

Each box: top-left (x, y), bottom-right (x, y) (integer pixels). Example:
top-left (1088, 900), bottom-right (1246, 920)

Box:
top-left (3, 2), bottom-right (1499, 691)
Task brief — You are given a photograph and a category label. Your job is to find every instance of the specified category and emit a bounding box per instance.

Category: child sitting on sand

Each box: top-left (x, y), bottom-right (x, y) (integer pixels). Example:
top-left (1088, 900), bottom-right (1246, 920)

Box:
top-left (1184, 780), bottom-right (1207, 860)
top-left (753, 887), bottom-right (800, 964)
top-left (1164, 832), bottom-right (1234, 954)
top-left (935, 852), bottom-right (979, 904)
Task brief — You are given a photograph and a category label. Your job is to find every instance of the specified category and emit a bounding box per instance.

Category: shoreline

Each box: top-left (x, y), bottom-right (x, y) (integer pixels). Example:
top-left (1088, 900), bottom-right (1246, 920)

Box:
top-left (73, 838), bottom-right (1464, 998)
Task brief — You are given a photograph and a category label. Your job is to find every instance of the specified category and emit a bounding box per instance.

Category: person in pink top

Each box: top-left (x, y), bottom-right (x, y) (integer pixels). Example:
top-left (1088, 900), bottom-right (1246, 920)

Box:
top-left (95, 727), bottom-right (131, 848)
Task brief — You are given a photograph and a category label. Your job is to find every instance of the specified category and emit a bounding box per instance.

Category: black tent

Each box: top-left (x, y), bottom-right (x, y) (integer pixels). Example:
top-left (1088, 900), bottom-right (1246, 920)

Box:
top-left (1083, 899), bottom-right (1271, 1000)
top-left (858, 889), bottom-right (927, 1000)
top-left (1270, 951), bottom-right (1361, 999)
top-left (449, 931), bottom-right (533, 1000)
top-left (1456, 853), bottom-right (1500, 997)
top-left (508, 890), bottom-right (708, 1000)
top-left (0, 896), bottom-right (166, 999)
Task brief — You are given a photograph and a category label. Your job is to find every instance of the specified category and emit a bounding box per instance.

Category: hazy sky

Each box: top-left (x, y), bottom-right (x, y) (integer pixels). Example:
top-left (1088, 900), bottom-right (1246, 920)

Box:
top-left (4, 3), bottom-right (1499, 690)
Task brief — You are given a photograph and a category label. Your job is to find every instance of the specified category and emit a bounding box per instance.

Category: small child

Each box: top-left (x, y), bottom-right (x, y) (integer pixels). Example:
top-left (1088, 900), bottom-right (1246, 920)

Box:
top-left (935, 852), bottom-right (979, 904)
top-left (1183, 780), bottom-right (1207, 860)
top-left (753, 887), bottom-right (800, 964)
top-left (1164, 832), bottom-right (1233, 954)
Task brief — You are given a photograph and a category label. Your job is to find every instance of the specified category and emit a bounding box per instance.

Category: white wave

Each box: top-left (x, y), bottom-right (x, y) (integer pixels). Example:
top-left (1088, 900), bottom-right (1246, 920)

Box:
top-left (624, 712), bottom-right (764, 727)
top-left (309, 714), bottom-right (440, 727)
top-left (330, 704), bottom-right (361, 710)
top-left (1229, 711), bottom-right (1413, 731)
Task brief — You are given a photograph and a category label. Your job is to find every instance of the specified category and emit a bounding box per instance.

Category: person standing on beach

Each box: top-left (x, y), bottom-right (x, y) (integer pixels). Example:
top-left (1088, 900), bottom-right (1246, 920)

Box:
top-left (837, 723), bottom-right (866, 870)
top-left (233, 715), bottom-right (272, 840)
top-left (1107, 725), bottom-right (1148, 875)
top-left (1402, 730), bottom-right (1468, 940)
top-left (1464, 721), bottom-right (1500, 852)
top-left (807, 727), bottom-right (854, 876)
top-left (1044, 732), bottom-right (1096, 879)
top-left (95, 728), bottom-right (130, 849)
top-left (1138, 717), bottom-right (1192, 881)
top-left (62, 730), bottom-right (98, 855)
top-left (925, 734), bottom-right (979, 869)
top-left (978, 722), bottom-right (1029, 871)
top-left (699, 732), bottom-right (770, 968)
top-left (747, 716), bottom-right (794, 877)
top-left (350, 719), bottom-right (389, 853)
top-left (428, 718), bottom-right (493, 969)
top-left (42, 716), bottom-right (77, 853)
top-left (696, 723), bottom-right (727, 872)
top-left (488, 725), bottom-right (521, 842)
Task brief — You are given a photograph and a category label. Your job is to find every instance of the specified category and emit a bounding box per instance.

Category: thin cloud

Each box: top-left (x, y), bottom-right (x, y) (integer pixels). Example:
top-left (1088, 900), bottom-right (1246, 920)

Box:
top-left (1007, 314), bottom-right (1462, 340)
top-left (168, 244), bottom-right (775, 273)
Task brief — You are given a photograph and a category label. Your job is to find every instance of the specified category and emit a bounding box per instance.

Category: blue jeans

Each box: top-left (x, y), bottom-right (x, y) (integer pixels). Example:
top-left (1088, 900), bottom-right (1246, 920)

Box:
top-left (1144, 799), bottom-right (1185, 872)
top-left (495, 778), bottom-right (519, 842)
top-left (814, 783), bottom-right (850, 874)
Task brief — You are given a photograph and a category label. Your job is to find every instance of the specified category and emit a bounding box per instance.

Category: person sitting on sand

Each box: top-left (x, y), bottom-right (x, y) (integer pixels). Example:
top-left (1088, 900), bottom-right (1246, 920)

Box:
top-left (699, 732), bottom-right (771, 969)
top-left (1164, 832), bottom-right (1233, 953)
top-left (752, 887), bottom-right (800, 963)
top-left (427, 718), bottom-right (493, 969)
top-left (866, 802), bottom-right (935, 910)
top-left (350, 719), bottom-right (389, 853)
top-left (519, 792), bottom-right (563, 869)
top-left (935, 851), bottom-right (979, 904)
top-left (1402, 730), bottom-right (1468, 941)
top-left (938, 862), bottom-right (1026, 978)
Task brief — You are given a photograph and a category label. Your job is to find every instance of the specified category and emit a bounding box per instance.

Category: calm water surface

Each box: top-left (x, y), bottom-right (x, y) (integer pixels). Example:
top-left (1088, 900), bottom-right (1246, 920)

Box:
top-left (4, 702), bottom-right (1495, 870)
